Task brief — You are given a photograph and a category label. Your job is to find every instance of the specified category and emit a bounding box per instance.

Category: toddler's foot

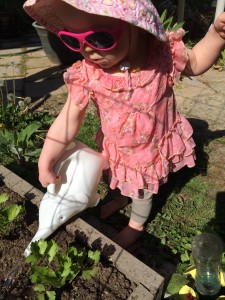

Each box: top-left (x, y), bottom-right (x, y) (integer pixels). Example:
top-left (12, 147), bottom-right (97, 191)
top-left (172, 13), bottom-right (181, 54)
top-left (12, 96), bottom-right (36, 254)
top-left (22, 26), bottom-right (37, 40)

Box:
top-left (100, 195), bottom-right (128, 219)
top-left (112, 224), bottom-right (144, 249)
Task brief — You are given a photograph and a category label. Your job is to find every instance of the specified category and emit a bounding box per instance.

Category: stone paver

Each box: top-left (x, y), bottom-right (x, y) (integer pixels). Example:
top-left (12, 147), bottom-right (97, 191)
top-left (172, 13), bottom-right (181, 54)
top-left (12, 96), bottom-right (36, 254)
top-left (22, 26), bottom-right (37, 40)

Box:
top-left (175, 70), bottom-right (225, 131)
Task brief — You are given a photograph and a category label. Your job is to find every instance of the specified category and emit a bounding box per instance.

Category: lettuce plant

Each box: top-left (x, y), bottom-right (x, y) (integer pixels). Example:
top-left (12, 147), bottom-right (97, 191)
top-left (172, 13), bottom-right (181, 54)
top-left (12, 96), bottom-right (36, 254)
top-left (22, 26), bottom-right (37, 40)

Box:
top-left (0, 192), bottom-right (24, 236)
top-left (26, 239), bottom-right (101, 300)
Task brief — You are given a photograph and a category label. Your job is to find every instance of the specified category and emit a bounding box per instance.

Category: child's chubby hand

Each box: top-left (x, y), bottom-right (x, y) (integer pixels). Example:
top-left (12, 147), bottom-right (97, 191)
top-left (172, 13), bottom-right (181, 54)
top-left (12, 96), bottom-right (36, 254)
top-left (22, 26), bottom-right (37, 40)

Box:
top-left (38, 167), bottom-right (61, 188)
top-left (214, 12), bottom-right (225, 40)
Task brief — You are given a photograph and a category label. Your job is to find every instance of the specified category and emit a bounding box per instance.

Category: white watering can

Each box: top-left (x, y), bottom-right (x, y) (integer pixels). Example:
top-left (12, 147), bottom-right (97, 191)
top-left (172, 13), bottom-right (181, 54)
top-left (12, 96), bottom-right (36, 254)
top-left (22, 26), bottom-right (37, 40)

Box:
top-left (24, 140), bottom-right (108, 257)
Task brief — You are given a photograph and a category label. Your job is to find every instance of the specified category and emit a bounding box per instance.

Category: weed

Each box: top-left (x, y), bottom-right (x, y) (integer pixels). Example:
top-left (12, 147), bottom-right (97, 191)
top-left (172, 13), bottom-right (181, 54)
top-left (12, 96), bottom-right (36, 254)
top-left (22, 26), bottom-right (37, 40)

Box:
top-left (0, 121), bottom-right (43, 167)
top-left (0, 62), bottom-right (54, 169)
top-left (0, 63), bottom-right (54, 131)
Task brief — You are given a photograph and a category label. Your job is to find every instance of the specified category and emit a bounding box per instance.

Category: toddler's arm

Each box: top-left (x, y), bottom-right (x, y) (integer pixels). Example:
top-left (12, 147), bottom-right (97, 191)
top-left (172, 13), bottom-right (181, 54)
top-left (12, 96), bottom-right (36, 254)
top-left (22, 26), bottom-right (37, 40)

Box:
top-left (184, 12), bottom-right (225, 76)
top-left (38, 97), bottom-right (86, 187)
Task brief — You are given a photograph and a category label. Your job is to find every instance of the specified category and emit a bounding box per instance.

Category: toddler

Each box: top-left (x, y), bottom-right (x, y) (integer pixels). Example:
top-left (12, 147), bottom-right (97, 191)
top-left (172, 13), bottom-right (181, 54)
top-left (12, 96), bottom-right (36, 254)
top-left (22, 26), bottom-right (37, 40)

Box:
top-left (24, 0), bottom-right (225, 248)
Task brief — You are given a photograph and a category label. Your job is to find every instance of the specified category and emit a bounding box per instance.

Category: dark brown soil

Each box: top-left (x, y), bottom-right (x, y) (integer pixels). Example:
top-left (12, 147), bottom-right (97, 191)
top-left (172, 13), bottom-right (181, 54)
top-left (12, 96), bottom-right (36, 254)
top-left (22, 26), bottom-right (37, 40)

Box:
top-left (0, 183), bottom-right (136, 300)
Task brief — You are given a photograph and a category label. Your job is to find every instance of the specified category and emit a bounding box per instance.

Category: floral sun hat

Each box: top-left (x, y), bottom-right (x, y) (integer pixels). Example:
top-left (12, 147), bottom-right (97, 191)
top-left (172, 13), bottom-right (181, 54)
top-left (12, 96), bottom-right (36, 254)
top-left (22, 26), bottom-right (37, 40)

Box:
top-left (23, 0), bottom-right (167, 42)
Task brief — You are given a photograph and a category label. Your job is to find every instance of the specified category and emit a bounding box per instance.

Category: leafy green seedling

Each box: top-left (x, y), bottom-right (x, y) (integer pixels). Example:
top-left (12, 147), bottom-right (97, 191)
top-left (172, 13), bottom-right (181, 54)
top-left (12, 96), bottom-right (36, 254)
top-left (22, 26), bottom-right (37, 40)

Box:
top-left (26, 239), bottom-right (101, 300)
top-left (0, 192), bottom-right (24, 236)
top-left (160, 9), bottom-right (184, 32)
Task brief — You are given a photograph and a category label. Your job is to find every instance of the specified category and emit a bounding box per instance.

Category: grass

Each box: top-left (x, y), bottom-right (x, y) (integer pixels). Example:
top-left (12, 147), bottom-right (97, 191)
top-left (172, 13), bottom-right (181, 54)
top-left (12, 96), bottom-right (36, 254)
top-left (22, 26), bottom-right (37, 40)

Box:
top-left (76, 110), bottom-right (100, 150)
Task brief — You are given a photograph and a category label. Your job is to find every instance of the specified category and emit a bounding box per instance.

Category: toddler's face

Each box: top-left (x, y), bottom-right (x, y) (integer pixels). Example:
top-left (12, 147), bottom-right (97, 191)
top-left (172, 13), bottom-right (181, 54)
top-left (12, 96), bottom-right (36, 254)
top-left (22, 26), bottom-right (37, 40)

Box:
top-left (54, 1), bottom-right (132, 69)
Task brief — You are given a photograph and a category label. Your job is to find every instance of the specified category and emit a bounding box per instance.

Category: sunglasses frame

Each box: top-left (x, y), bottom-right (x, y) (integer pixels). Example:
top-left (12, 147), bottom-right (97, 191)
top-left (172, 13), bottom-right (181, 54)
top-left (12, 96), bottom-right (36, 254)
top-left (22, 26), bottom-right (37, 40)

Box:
top-left (58, 23), bottom-right (124, 52)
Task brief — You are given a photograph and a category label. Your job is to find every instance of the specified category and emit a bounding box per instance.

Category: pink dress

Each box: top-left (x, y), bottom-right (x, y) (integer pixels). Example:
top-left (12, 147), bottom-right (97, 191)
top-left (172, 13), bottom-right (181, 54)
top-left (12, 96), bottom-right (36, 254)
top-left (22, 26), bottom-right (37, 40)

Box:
top-left (64, 29), bottom-right (196, 198)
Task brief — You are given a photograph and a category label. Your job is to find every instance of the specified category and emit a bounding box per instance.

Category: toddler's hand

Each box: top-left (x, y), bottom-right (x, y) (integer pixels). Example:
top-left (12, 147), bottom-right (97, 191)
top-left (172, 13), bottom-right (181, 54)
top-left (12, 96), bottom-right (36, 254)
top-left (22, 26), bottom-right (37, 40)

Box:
top-left (214, 12), bottom-right (225, 40)
top-left (38, 168), bottom-right (61, 188)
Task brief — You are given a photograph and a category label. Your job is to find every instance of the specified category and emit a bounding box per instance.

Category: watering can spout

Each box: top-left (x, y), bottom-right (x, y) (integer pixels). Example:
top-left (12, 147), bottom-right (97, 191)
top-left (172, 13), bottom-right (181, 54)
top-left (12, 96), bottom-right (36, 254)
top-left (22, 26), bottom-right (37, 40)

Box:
top-left (24, 141), bottom-right (108, 257)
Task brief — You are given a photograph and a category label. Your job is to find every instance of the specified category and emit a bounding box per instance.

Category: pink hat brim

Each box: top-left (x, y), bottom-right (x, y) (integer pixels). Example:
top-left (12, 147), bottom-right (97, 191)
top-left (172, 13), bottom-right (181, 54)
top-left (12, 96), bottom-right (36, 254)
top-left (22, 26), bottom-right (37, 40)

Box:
top-left (24, 0), bottom-right (167, 42)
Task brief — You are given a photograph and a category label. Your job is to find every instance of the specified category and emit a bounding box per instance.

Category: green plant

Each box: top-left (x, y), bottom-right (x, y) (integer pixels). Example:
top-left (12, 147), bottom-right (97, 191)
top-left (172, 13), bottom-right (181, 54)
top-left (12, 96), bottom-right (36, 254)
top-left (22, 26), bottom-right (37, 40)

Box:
top-left (214, 49), bottom-right (225, 71)
top-left (0, 63), bottom-right (54, 132)
top-left (160, 9), bottom-right (184, 31)
top-left (0, 121), bottom-right (42, 167)
top-left (166, 253), bottom-right (225, 299)
top-left (146, 173), bottom-right (216, 265)
top-left (0, 192), bottom-right (24, 236)
top-left (76, 111), bottom-right (100, 150)
top-left (0, 63), bottom-right (54, 168)
top-left (26, 239), bottom-right (101, 300)
top-left (0, 93), bottom-right (32, 131)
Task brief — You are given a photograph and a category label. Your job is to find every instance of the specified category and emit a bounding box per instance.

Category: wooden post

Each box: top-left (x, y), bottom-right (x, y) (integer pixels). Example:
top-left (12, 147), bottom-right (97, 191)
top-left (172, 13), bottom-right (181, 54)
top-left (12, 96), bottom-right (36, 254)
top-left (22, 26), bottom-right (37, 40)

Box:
top-left (177, 0), bottom-right (185, 22)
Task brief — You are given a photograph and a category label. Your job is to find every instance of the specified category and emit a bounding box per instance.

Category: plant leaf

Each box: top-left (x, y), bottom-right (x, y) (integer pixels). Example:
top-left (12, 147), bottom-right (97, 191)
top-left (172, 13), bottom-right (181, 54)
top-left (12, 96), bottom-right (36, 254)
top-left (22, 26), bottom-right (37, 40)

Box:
top-left (82, 267), bottom-right (98, 280)
top-left (31, 266), bottom-right (59, 286)
top-left (166, 273), bottom-right (188, 295)
top-left (37, 293), bottom-right (45, 300)
top-left (0, 193), bottom-right (9, 204)
top-left (34, 284), bottom-right (46, 292)
top-left (46, 290), bottom-right (56, 300)
top-left (25, 148), bottom-right (41, 158)
top-left (181, 251), bottom-right (190, 262)
top-left (47, 240), bottom-right (59, 263)
top-left (87, 250), bottom-right (101, 265)
top-left (26, 241), bottom-right (43, 264)
top-left (37, 239), bottom-right (48, 255)
top-left (2, 204), bottom-right (23, 221)
top-left (18, 121), bottom-right (41, 144)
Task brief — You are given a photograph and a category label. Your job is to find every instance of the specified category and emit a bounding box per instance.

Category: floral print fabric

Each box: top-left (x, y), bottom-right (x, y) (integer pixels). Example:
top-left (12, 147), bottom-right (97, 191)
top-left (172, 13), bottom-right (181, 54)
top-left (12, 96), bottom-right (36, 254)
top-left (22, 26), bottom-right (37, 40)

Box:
top-left (24, 0), bottom-right (167, 41)
top-left (64, 29), bottom-right (196, 198)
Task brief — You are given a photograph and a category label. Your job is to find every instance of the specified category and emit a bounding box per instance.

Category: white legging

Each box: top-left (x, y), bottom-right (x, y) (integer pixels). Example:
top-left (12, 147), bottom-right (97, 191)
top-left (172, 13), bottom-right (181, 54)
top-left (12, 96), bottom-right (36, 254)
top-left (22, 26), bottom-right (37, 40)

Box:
top-left (130, 190), bottom-right (153, 225)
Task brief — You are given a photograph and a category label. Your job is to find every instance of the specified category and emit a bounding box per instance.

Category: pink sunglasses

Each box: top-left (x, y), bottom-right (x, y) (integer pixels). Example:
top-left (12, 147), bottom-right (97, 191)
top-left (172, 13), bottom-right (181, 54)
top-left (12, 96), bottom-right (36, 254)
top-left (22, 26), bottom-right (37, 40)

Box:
top-left (58, 23), bottom-right (124, 52)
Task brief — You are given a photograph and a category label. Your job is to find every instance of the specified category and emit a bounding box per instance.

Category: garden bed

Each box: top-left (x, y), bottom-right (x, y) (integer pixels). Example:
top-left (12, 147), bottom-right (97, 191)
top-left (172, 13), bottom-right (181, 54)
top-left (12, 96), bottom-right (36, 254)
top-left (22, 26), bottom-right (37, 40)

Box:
top-left (0, 165), bottom-right (164, 299)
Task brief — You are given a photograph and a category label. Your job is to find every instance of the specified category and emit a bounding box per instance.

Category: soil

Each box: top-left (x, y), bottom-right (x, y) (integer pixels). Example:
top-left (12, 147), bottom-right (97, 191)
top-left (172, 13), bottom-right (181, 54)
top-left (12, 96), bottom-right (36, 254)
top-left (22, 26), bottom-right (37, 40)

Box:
top-left (0, 183), bottom-right (136, 300)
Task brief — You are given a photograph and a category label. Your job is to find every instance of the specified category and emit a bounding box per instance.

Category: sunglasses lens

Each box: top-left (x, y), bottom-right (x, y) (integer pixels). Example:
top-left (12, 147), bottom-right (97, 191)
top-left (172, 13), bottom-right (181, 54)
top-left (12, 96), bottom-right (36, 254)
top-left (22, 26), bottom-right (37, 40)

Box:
top-left (86, 32), bottom-right (115, 49)
top-left (60, 35), bottom-right (80, 50)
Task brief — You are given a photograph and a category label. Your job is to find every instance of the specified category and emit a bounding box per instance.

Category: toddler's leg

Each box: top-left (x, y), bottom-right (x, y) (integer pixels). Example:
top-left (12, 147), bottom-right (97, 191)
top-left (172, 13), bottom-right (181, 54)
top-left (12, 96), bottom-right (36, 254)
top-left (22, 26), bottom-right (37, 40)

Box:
top-left (113, 191), bottom-right (153, 249)
top-left (100, 190), bottom-right (129, 219)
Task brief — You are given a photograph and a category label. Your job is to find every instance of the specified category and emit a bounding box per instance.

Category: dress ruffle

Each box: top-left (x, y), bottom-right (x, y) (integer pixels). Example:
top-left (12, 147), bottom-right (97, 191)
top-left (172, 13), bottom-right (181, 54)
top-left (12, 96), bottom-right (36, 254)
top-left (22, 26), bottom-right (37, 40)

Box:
top-left (62, 29), bottom-right (195, 199)
top-left (105, 114), bottom-right (195, 198)
top-left (167, 28), bottom-right (189, 84)
top-left (64, 61), bottom-right (91, 110)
